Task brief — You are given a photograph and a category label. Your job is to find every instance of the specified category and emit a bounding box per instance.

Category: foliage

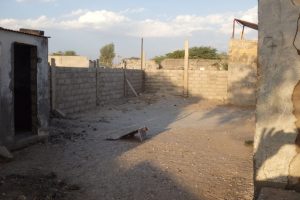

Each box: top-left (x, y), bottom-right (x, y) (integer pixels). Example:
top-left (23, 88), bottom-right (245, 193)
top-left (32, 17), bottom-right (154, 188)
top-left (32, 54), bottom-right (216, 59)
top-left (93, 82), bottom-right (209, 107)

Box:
top-left (99, 43), bottom-right (116, 67)
top-left (153, 46), bottom-right (222, 64)
top-left (51, 50), bottom-right (77, 56)
top-left (153, 55), bottom-right (167, 65)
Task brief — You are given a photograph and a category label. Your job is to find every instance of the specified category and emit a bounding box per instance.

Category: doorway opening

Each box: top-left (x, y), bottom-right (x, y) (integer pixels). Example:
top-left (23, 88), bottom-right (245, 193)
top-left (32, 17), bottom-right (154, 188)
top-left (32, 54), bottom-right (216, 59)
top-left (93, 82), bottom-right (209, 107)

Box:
top-left (13, 43), bottom-right (37, 136)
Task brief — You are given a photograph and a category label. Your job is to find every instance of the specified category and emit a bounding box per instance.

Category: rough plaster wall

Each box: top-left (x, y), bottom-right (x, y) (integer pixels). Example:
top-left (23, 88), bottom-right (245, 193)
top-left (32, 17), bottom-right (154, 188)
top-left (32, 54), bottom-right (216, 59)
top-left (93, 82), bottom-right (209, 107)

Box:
top-left (255, 0), bottom-right (300, 192)
top-left (0, 33), bottom-right (14, 145)
top-left (48, 56), bottom-right (91, 68)
top-left (228, 39), bottom-right (257, 106)
top-left (0, 31), bottom-right (50, 146)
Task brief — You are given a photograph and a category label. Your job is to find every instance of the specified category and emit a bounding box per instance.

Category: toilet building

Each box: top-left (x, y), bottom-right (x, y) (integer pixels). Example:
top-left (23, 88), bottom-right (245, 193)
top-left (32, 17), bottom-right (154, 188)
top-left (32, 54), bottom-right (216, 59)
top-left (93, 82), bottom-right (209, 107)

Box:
top-left (0, 27), bottom-right (50, 148)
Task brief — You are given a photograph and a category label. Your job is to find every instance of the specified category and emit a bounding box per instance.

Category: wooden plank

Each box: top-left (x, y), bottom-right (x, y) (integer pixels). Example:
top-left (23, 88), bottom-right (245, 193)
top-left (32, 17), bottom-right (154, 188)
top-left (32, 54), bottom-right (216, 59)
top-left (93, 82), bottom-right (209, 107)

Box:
top-left (106, 126), bottom-right (148, 142)
top-left (126, 78), bottom-right (138, 97)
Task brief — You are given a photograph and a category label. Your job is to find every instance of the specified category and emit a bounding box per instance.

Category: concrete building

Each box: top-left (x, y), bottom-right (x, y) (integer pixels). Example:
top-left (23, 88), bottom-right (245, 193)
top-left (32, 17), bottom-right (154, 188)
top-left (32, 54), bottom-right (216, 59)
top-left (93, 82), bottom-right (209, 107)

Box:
top-left (0, 28), bottom-right (50, 149)
top-left (49, 55), bottom-right (94, 68)
top-left (255, 0), bottom-right (300, 196)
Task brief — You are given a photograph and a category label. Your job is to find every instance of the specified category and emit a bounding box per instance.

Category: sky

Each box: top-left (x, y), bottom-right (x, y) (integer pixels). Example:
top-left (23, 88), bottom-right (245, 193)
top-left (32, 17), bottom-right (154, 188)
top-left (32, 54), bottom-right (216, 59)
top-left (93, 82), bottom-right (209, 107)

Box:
top-left (0, 0), bottom-right (258, 61)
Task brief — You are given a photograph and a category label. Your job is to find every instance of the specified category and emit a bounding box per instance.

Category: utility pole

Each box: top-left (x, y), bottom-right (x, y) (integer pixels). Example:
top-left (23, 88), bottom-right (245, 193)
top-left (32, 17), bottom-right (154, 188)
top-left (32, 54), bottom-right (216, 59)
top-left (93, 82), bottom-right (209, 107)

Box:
top-left (141, 37), bottom-right (144, 70)
top-left (184, 40), bottom-right (189, 97)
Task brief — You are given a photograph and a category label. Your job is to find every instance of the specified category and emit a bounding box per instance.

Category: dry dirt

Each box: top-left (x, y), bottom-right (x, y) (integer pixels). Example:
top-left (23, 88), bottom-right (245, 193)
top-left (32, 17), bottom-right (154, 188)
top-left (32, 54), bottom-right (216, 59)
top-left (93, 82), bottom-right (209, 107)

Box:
top-left (0, 94), bottom-right (255, 200)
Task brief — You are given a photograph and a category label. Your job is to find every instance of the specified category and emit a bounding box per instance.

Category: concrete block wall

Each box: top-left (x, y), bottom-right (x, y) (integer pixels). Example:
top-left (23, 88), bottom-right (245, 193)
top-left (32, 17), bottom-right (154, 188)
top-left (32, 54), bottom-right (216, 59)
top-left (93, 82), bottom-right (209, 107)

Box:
top-left (125, 69), bottom-right (143, 96)
top-left (161, 59), bottom-right (222, 70)
top-left (254, 0), bottom-right (300, 195)
top-left (97, 69), bottom-right (143, 104)
top-left (54, 67), bottom-right (96, 114)
top-left (97, 69), bottom-right (124, 104)
top-left (145, 69), bottom-right (228, 100)
top-left (188, 70), bottom-right (228, 100)
top-left (145, 70), bottom-right (184, 95)
top-left (52, 67), bottom-right (144, 114)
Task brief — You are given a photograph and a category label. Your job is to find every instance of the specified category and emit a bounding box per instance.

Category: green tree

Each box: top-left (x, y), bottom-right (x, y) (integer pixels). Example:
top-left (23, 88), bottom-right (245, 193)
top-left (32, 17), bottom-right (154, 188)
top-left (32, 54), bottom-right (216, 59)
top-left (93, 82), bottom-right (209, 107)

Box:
top-left (153, 46), bottom-right (221, 64)
top-left (99, 43), bottom-right (115, 67)
top-left (64, 50), bottom-right (77, 56)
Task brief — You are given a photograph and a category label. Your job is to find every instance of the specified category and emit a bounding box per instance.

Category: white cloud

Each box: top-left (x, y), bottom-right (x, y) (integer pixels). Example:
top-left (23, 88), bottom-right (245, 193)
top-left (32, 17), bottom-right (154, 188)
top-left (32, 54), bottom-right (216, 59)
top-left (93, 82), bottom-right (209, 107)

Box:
top-left (0, 6), bottom-right (257, 38)
top-left (63, 9), bottom-right (89, 18)
top-left (120, 8), bottom-right (145, 14)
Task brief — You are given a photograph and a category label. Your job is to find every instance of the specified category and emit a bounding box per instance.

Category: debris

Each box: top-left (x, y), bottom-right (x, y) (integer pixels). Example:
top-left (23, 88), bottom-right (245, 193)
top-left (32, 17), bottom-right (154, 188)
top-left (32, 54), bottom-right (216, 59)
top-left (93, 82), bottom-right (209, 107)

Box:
top-left (0, 146), bottom-right (13, 159)
top-left (106, 126), bottom-right (148, 142)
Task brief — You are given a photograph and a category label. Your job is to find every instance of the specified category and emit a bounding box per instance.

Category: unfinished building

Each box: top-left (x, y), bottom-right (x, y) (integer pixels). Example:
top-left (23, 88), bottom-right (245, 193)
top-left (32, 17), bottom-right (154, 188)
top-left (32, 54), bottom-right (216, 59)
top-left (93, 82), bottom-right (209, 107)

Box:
top-left (0, 28), bottom-right (50, 149)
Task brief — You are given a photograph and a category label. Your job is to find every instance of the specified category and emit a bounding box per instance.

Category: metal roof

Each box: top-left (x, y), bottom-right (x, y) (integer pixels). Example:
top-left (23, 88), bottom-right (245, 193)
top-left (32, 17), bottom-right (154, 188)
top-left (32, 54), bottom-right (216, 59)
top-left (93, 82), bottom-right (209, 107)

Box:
top-left (0, 27), bottom-right (50, 38)
top-left (234, 19), bottom-right (258, 30)
top-left (232, 18), bottom-right (258, 39)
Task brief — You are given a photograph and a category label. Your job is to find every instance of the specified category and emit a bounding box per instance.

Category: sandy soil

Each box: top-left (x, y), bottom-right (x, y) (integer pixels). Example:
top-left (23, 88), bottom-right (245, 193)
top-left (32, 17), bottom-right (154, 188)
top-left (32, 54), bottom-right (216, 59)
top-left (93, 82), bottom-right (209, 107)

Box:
top-left (0, 94), bottom-right (255, 200)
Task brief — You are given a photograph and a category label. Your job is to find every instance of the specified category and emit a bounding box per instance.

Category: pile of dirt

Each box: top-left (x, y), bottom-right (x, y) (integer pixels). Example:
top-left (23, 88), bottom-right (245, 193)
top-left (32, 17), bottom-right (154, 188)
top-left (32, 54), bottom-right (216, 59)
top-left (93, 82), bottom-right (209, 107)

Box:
top-left (0, 172), bottom-right (80, 200)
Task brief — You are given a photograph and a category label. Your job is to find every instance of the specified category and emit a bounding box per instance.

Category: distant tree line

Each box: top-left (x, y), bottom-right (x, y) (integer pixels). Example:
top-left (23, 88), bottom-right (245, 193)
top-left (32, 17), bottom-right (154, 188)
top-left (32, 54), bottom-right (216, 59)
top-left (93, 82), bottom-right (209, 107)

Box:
top-left (51, 50), bottom-right (77, 56)
top-left (153, 46), bottom-right (227, 64)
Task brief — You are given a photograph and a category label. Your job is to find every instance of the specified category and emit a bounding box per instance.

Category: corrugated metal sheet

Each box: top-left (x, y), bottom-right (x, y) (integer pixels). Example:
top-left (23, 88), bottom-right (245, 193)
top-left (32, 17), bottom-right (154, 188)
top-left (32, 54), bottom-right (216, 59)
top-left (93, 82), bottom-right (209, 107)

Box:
top-left (234, 19), bottom-right (258, 30)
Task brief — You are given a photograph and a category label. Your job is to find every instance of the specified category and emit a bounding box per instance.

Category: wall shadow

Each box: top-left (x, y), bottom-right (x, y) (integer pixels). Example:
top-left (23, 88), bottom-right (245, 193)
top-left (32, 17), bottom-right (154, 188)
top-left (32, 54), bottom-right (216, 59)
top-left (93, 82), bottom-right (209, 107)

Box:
top-left (254, 128), bottom-right (300, 198)
top-left (0, 61), bottom-right (256, 199)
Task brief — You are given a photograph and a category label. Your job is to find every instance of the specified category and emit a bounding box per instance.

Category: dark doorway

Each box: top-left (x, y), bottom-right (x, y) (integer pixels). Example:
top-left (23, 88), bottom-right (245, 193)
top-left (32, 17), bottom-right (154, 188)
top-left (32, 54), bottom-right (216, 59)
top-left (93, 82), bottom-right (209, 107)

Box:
top-left (13, 43), bottom-right (37, 136)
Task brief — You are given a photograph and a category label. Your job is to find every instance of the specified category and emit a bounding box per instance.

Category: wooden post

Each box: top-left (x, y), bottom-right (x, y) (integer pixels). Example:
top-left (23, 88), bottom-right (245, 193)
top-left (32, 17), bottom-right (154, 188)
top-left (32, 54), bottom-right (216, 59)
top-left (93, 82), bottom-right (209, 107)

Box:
top-left (184, 40), bottom-right (189, 97)
top-left (123, 61), bottom-right (127, 97)
top-left (143, 51), bottom-right (146, 69)
top-left (241, 25), bottom-right (245, 40)
top-left (141, 38), bottom-right (144, 70)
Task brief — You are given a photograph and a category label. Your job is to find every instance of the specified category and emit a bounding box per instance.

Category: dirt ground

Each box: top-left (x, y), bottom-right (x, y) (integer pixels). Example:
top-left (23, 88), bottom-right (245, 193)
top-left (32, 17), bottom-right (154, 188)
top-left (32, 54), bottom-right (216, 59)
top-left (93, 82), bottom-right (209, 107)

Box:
top-left (0, 94), bottom-right (255, 200)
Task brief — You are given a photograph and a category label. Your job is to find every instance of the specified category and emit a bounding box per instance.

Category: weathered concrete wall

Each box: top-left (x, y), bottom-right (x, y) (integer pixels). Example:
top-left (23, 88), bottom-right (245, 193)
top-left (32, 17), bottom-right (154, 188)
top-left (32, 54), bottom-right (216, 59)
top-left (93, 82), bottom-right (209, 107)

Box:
top-left (52, 67), bottom-right (143, 114)
top-left (0, 29), bottom-right (50, 146)
top-left (228, 39), bottom-right (257, 106)
top-left (49, 55), bottom-right (93, 68)
top-left (145, 69), bottom-right (228, 100)
top-left (254, 0), bottom-right (300, 195)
